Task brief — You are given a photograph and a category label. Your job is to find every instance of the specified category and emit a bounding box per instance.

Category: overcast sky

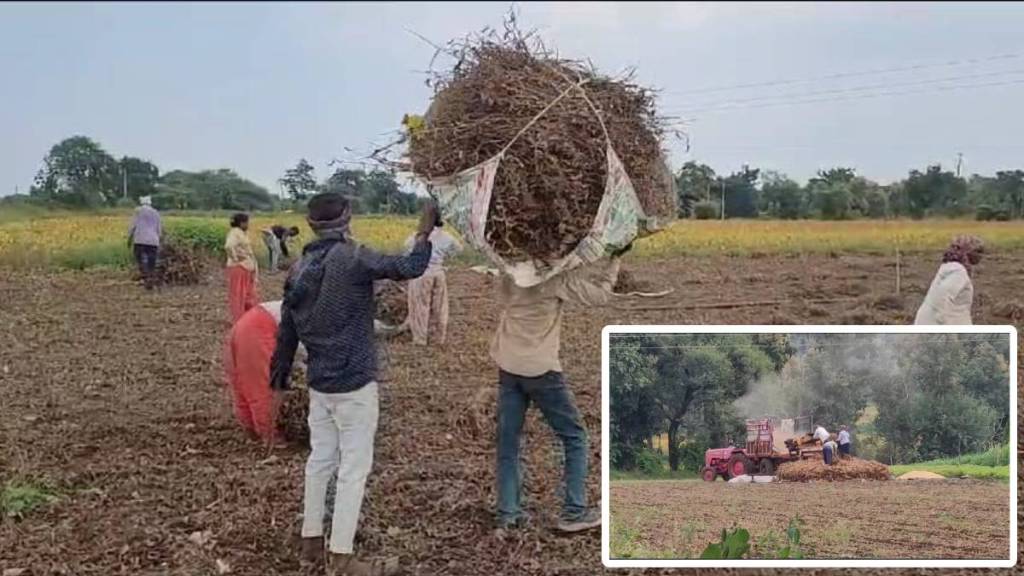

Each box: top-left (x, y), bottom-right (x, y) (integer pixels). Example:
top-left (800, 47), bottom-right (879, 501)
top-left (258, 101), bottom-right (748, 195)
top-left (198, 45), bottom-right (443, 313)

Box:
top-left (3, 1), bottom-right (1024, 197)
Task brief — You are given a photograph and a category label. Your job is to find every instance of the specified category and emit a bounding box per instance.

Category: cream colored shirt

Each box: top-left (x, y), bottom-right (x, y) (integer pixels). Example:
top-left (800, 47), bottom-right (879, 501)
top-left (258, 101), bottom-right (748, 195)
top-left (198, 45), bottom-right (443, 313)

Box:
top-left (914, 262), bottom-right (973, 325)
top-left (225, 227), bottom-right (258, 272)
top-left (490, 259), bottom-right (620, 377)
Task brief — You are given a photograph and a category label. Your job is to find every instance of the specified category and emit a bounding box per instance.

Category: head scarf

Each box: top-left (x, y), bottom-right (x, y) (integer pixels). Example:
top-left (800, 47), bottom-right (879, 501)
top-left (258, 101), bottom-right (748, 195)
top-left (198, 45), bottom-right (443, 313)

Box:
top-left (942, 235), bottom-right (985, 274)
top-left (306, 199), bottom-right (352, 240)
top-left (139, 196), bottom-right (152, 207)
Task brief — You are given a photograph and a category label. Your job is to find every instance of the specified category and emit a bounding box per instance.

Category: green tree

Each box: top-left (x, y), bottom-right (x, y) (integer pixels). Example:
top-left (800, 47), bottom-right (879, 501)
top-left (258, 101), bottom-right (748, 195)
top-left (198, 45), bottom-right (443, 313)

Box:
top-left (119, 156), bottom-right (160, 202)
top-left (157, 169), bottom-right (274, 211)
top-left (676, 161), bottom-right (716, 218)
top-left (321, 168), bottom-right (422, 214)
top-left (903, 165), bottom-right (968, 218)
top-left (280, 158), bottom-right (318, 201)
top-left (759, 171), bottom-right (805, 219)
top-left (720, 166), bottom-right (760, 219)
top-left (608, 338), bottom-right (660, 469)
top-left (30, 136), bottom-right (120, 207)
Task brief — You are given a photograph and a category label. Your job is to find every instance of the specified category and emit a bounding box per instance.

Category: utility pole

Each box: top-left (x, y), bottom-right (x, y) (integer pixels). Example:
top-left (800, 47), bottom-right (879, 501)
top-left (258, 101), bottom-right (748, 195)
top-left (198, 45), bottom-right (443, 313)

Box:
top-left (720, 180), bottom-right (726, 220)
top-left (122, 166), bottom-right (128, 199)
top-left (955, 152), bottom-right (963, 178)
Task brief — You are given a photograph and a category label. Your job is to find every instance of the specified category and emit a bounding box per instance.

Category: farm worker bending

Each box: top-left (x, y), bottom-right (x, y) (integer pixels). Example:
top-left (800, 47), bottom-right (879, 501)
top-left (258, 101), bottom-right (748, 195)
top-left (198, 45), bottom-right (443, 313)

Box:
top-left (491, 243), bottom-right (629, 534)
top-left (262, 224), bottom-right (300, 273)
top-left (837, 426), bottom-right (852, 458)
top-left (403, 213), bottom-right (462, 345)
top-left (270, 192), bottom-right (435, 575)
top-left (225, 213), bottom-right (259, 323)
top-left (822, 436), bottom-right (838, 466)
top-left (127, 196), bottom-right (161, 290)
top-left (914, 235), bottom-right (985, 325)
top-left (813, 424), bottom-right (830, 445)
top-left (224, 300), bottom-right (301, 444)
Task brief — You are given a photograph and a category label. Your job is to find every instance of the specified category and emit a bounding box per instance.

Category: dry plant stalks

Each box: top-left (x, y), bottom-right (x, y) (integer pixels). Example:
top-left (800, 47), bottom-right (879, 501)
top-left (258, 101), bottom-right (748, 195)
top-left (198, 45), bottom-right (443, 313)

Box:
top-left (777, 457), bottom-right (891, 482)
top-left (405, 14), bottom-right (676, 263)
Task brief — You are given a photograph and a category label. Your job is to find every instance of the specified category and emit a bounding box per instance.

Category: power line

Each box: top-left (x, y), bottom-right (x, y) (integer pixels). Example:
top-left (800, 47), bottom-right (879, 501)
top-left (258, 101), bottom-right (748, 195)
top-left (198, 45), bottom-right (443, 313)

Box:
top-left (666, 52), bottom-right (1024, 96)
top-left (667, 77), bottom-right (1024, 120)
top-left (671, 68), bottom-right (1024, 113)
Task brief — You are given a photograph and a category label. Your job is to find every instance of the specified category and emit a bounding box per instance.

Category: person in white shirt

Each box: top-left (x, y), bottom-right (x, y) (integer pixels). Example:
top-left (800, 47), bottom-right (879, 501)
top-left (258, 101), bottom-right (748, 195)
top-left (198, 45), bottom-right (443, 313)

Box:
top-left (813, 424), bottom-right (830, 445)
top-left (403, 214), bottom-right (462, 345)
top-left (914, 235), bottom-right (984, 325)
top-left (837, 425), bottom-right (852, 458)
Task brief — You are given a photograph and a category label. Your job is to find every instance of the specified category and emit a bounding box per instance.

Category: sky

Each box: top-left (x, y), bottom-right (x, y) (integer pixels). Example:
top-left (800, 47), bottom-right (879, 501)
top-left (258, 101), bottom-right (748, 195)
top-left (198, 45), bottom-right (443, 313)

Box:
top-left (3, 1), bottom-right (1024, 198)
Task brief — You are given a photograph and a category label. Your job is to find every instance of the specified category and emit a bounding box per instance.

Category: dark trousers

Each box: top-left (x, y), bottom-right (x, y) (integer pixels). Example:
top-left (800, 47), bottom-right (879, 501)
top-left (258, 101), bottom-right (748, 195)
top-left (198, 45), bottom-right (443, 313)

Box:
top-left (133, 244), bottom-right (158, 288)
top-left (823, 445), bottom-right (834, 465)
top-left (839, 443), bottom-right (851, 456)
top-left (496, 370), bottom-right (588, 524)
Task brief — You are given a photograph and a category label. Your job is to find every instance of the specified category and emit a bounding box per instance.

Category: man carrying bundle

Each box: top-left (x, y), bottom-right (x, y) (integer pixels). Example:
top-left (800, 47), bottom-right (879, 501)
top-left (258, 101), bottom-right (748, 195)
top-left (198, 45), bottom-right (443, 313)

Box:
top-left (270, 192), bottom-right (436, 575)
top-left (491, 244), bottom-right (630, 534)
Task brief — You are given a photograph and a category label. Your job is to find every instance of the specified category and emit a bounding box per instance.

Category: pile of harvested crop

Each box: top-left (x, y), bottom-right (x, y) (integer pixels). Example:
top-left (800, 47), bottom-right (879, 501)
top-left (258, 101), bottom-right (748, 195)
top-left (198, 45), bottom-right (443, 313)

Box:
top-left (154, 241), bottom-right (206, 285)
top-left (777, 457), bottom-right (891, 482)
top-left (279, 386), bottom-right (309, 444)
top-left (375, 280), bottom-right (408, 326)
top-left (613, 269), bottom-right (654, 294)
top-left (406, 17), bottom-right (676, 263)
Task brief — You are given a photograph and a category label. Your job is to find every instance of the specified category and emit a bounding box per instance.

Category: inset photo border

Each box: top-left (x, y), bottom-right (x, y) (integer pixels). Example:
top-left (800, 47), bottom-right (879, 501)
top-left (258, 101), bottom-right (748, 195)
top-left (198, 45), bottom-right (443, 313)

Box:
top-left (601, 325), bottom-right (1018, 569)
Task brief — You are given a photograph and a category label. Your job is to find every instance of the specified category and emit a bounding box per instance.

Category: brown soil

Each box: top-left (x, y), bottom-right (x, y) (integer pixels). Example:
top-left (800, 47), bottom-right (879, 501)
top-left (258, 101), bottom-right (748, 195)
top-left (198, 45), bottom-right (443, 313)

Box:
top-left (2, 251), bottom-right (1022, 574)
top-left (610, 480), bottom-right (1011, 560)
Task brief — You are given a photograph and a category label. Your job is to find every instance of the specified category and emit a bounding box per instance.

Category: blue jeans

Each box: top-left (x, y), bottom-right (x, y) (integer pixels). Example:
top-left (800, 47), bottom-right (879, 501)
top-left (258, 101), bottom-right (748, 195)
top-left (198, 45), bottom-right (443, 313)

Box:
top-left (496, 370), bottom-right (588, 524)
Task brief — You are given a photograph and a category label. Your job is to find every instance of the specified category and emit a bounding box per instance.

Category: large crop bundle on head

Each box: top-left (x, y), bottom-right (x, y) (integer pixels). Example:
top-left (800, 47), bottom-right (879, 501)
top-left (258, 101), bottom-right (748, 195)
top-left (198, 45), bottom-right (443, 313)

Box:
top-left (406, 21), bottom-right (676, 263)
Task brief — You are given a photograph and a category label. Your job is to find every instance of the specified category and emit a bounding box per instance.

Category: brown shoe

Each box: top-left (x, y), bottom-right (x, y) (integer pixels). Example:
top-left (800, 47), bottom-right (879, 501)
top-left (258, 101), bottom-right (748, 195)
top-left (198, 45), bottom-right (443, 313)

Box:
top-left (300, 536), bottom-right (324, 565)
top-left (325, 552), bottom-right (400, 576)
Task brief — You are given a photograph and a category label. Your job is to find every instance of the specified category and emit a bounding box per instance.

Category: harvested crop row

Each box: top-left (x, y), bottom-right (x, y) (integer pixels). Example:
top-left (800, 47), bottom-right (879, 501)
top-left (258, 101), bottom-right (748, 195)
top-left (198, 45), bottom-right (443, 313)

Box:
top-left (777, 457), bottom-right (891, 481)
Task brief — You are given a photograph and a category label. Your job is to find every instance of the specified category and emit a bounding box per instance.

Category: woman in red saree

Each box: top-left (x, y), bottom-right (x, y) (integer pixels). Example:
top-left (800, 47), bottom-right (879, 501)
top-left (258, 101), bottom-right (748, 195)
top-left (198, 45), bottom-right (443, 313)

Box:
top-left (225, 213), bottom-right (259, 323)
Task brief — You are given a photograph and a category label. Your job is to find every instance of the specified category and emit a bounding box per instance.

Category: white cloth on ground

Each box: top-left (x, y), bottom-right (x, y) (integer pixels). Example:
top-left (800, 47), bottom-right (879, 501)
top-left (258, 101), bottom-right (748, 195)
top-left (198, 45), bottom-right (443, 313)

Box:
top-left (300, 383), bottom-right (379, 554)
top-left (914, 262), bottom-right (974, 325)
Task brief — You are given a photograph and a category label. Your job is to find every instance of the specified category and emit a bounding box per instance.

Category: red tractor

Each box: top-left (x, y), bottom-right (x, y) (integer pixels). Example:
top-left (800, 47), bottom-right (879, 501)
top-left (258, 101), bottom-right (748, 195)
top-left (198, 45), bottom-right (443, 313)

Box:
top-left (701, 416), bottom-right (822, 481)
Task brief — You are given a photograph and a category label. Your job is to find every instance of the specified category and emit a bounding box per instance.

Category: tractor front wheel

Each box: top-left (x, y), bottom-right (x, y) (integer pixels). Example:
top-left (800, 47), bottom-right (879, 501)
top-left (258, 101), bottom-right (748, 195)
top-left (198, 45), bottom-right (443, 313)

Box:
top-left (701, 467), bottom-right (717, 482)
top-left (727, 454), bottom-right (752, 479)
top-left (758, 458), bottom-right (775, 475)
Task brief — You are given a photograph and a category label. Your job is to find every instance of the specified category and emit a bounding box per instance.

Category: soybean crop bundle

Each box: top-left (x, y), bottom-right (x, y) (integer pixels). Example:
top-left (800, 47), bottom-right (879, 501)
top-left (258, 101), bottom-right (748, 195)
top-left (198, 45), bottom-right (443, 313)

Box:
top-left (777, 457), bottom-right (891, 482)
top-left (407, 23), bottom-right (676, 262)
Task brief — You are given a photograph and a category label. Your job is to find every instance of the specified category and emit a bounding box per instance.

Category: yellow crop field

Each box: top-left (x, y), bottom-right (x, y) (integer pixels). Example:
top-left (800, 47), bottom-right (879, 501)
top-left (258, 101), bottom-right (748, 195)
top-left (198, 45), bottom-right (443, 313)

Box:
top-left (0, 212), bottom-right (1020, 270)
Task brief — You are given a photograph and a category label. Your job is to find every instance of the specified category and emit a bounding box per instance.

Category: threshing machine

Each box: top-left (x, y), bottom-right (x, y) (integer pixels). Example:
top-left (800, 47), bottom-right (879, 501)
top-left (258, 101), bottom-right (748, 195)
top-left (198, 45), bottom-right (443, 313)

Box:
top-left (701, 415), bottom-right (823, 481)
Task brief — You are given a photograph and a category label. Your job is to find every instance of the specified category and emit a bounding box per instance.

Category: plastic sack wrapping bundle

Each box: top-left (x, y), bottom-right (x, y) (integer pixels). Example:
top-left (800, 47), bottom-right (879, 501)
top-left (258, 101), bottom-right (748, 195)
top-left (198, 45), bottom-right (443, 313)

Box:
top-left (418, 80), bottom-right (666, 288)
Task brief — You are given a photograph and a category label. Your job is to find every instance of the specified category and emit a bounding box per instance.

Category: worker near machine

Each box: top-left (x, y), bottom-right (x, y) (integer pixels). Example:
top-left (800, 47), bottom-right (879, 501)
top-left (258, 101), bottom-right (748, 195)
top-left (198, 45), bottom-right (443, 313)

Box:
top-left (225, 213), bottom-right (259, 323)
top-left (812, 424), bottom-right (830, 445)
top-left (262, 224), bottom-right (301, 273)
top-left (914, 235), bottom-right (985, 325)
top-left (402, 213), bottom-right (462, 346)
top-left (491, 244), bottom-right (630, 534)
top-left (127, 196), bottom-right (161, 290)
top-left (823, 436), bottom-right (839, 466)
top-left (270, 192), bottom-right (435, 575)
top-left (838, 425), bottom-right (852, 458)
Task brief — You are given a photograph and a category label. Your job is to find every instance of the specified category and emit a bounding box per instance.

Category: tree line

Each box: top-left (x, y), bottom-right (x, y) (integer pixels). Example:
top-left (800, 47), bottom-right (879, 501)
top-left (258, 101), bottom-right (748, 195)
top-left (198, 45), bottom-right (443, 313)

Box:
top-left (610, 333), bottom-right (1010, 473)
top-left (676, 162), bottom-right (1024, 221)
top-left (6, 136), bottom-right (421, 215)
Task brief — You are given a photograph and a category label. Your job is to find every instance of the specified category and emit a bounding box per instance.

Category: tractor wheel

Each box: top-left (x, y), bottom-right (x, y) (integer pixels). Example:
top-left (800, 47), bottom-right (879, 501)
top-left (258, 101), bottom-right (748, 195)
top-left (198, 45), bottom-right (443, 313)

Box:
top-left (701, 467), bottom-right (717, 482)
top-left (758, 458), bottom-right (775, 475)
top-left (726, 454), bottom-right (752, 479)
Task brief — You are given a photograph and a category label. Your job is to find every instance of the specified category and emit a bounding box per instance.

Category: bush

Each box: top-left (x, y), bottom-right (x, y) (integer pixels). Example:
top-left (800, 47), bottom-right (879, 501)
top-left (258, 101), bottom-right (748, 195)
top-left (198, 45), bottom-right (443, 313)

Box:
top-left (693, 201), bottom-right (720, 220)
top-left (164, 219), bottom-right (228, 255)
top-left (635, 448), bottom-right (665, 476)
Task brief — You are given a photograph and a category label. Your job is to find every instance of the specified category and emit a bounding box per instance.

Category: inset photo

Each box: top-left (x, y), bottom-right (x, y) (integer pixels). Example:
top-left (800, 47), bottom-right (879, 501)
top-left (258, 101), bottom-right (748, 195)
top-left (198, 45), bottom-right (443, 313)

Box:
top-left (602, 326), bottom-right (1017, 568)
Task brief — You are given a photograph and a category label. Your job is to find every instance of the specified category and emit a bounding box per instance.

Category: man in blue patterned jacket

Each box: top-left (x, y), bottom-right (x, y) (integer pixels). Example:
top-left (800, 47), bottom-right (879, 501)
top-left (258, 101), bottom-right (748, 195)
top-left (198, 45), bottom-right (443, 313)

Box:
top-left (271, 192), bottom-right (436, 575)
